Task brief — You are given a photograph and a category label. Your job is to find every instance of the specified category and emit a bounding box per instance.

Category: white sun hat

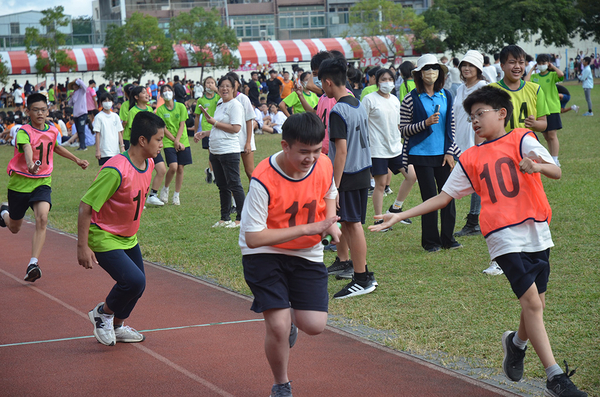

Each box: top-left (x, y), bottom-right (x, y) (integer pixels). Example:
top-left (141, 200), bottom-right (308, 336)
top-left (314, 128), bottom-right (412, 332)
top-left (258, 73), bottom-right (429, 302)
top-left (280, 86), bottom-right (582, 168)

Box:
top-left (412, 54), bottom-right (448, 76)
top-left (460, 50), bottom-right (484, 73)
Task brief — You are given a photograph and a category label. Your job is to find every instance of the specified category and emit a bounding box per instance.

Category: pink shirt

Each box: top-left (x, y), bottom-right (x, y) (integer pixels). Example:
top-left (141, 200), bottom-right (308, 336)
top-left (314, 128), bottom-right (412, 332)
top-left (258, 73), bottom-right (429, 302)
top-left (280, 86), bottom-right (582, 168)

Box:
top-left (7, 124), bottom-right (60, 178)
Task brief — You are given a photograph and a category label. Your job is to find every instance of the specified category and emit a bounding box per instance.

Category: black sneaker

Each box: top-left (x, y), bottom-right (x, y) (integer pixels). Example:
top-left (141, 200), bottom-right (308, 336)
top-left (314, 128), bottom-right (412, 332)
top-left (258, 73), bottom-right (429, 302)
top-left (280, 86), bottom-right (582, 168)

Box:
top-left (443, 241), bottom-right (464, 250)
top-left (374, 219), bottom-right (391, 232)
top-left (333, 276), bottom-right (376, 299)
top-left (335, 266), bottom-right (354, 280)
top-left (327, 257), bottom-right (353, 276)
top-left (204, 168), bottom-right (213, 184)
top-left (270, 381), bottom-right (292, 397)
top-left (386, 205), bottom-right (412, 224)
top-left (545, 361), bottom-right (587, 397)
top-left (289, 323), bottom-right (298, 348)
top-left (24, 263), bottom-right (42, 282)
top-left (502, 331), bottom-right (527, 381)
top-left (0, 204), bottom-right (8, 227)
top-left (323, 243), bottom-right (337, 252)
top-left (454, 214), bottom-right (481, 237)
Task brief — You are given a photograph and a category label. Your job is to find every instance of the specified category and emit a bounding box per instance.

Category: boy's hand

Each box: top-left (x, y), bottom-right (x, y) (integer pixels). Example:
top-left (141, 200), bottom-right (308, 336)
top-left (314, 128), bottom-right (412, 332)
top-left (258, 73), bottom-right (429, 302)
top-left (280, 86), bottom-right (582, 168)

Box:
top-left (77, 159), bottom-right (89, 169)
top-left (305, 216), bottom-right (340, 238)
top-left (322, 218), bottom-right (342, 245)
top-left (523, 115), bottom-right (536, 129)
top-left (519, 157), bottom-right (540, 174)
top-left (368, 213), bottom-right (399, 232)
top-left (77, 245), bottom-right (97, 269)
top-left (27, 161), bottom-right (40, 174)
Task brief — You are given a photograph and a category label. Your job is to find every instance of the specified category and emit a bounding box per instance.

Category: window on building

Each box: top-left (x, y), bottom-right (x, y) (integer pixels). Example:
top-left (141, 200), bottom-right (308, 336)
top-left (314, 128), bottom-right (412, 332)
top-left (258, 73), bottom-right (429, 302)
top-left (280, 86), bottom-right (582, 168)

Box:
top-left (10, 23), bottom-right (19, 35)
top-left (111, 0), bottom-right (120, 7)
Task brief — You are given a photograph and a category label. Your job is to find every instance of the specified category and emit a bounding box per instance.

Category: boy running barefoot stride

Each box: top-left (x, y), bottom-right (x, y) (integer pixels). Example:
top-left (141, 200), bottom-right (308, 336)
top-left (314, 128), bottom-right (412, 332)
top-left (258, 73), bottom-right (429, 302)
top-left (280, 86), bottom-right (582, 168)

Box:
top-left (1, 93), bottom-right (89, 282)
top-left (370, 86), bottom-right (587, 397)
top-left (240, 112), bottom-right (341, 397)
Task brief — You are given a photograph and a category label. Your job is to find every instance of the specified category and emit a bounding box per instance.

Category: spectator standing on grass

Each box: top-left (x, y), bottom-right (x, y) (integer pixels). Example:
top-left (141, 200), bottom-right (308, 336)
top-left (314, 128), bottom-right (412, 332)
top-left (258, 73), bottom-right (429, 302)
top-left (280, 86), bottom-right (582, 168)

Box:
top-left (227, 72), bottom-right (257, 182)
top-left (68, 79), bottom-right (90, 151)
top-left (266, 70), bottom-right (283, 106)
top-left (370, 85), bottom-right (588, 397)
top-left (13, 84), bottom-right (24, 111)
top-left (526, 53), bottom-right (565, 166)
top-left (173, 75), bottom-right (187, 104)
top-left (579, 57), bottom-right (594, 116)
top-left (194, 76), bottom-right (220, 184)
top-left (399, 54), bottom-right (462, 253)
top-left (93, 93), bottom-right (124, 166)
top-left (78, 111), bottom-right (164, 347)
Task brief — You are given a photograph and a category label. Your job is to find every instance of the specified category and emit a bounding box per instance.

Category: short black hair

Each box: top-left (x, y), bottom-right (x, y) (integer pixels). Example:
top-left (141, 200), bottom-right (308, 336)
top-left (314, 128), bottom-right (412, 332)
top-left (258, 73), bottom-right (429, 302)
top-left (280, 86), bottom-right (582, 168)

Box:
top-left (584, 56), bottom-right (592, 64)
top-left (483, 56), bottom-right (490, 65)
top-left (499, 45), bottom-right (526, 64)
top-left (463, 86), bottom-right (513, 127)
top-left (129, 86), bottom-right (147, 110)
top-left (367, 66), bottom-right (381, 77)
top-left (318, 57), bottom-right (347, 87)
top-left (98, 93), bottom-right (113, 103)
top-left (217, 75), bottom-right (236, 89)
top-left (311, 51), bottom-right (333, 72)
top-left (375, 68), bottom-right (395, 85)
top-left (399, 60), bottom-right (415, 79)
top-left (26, 93), bottom-right (47, 109)
top-left (282, 112), bottom-right (325, 147)
top-left (536, 53), bottom-right (550, 64)
top-left (160, 84), bottom-right (172, 94)
top-left (130, 111), bottom-right (165, 146)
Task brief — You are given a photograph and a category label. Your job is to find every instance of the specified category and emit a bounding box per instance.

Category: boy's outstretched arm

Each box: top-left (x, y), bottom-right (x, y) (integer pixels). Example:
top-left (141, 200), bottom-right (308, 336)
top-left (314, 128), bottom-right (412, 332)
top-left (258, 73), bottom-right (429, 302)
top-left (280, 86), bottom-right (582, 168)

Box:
top-left (54, 144), bottom-right (89, 169)
top-left (369, 192), bottom-right (453, 232)
top-left (245, 215), bottom-right (341, 248)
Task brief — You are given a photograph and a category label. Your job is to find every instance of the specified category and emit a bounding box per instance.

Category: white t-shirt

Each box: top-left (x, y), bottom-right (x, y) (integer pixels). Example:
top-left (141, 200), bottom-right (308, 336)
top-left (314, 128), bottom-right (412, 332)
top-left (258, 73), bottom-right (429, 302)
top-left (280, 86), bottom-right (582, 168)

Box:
top-left (93, 111), bottom-right (123, 158)
top-left (239, 152), bottom-right (338, 262)
top-left (269, 111), bottom-right (287, 134)
top-left (57, 119), bottom-right (69, 137)
top-left (362, 91), bottom-right (402, 158)
top-left (13, 89), bottom-right (23, 104)
top-left (443, 135), bottom-right (555, 259)
top-left (453, 80), bottom-right (488, 152)
top-left (483, 65), bottom-right (497, 83)
top-left (254, 108), bottom-right (264, 128)
top-left (494, 63), bottom-right (504, 81)
top-left (448, 66), bottom-right (461, 85)
top-left (209, 99), bottom-right (244, 155)
top-left (235, 92), bottom-right (256, 152)
top-left (10, 124), bottom-right (21, 146)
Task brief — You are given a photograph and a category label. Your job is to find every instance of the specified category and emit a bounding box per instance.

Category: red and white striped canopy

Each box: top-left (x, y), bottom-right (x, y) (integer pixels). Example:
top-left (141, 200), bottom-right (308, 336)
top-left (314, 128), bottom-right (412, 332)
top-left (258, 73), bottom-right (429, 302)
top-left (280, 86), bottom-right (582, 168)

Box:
top-left (0, 35), bottom-right (415, 75)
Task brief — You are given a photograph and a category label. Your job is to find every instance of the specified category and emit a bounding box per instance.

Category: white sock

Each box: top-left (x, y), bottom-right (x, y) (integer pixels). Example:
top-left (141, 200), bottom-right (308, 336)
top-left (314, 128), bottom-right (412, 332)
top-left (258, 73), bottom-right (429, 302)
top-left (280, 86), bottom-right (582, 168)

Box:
top-left (1, 209), bottom-right (8, 218)
top-left (393, 200), bottom-right (404, 209)
top-left (29, 257), bottom-right (38, 265)
top-left (545, 363), bottom-right (563, 381)
top-left (370, 178), bottom-right (375, 188)
top-left (232, 197), bottom-right (237, 207)
top-left (163, 186), bottom-right (169, 192)
top-left (173, 191), bottom-right (180, 198)
top-left (552, 156), bottom-right (559, 165)
top-left (512, 332), bottom-right (528, 350)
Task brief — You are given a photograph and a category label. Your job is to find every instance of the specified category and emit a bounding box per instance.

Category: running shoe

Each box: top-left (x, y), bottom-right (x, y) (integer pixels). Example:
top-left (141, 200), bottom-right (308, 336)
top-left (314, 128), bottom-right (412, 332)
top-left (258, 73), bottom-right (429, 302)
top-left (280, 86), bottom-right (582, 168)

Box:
top-left (386, 205), bottom-right (412, 224)
top-left (544, 361), bottom-right (587, 397)
top-left (384, 186), bottom-right (393, 195)
top-left (0, 203), bottom-right (8, 228)
top-left (571, 104), bottom-right (579, 113)
top-left (212, 220), bottom-right (233, 228)
top-left (172, 195), bottom-right (180, 206)
top-left (502, 331), bottom-right (526, 382)
top-left (146, 195), bottom-right (164, 206)
top-left (225, 221), bottom-right (241, 228)
top-left (289, 323), bottom-right (298, 348)
top-left (327, 257), bottom-right (353, 276)
top-left (323, 243), bottom-right (337, 252)
top-left (205, 167), bottom-right (213, 184)
top-left (270, 381), bottom-right (292, 397)
top-left (114, 325), bottom-right (145, 343)
top-left (583, 112), bottom-right (593, 116)
top-left (159, 187), bottom-right (169, 203)
top-left (88, 303), bottom-right (116, 346)
top-left (333, 276), bottom-right (376, 299)
top-left (24, 263), bottom-right (42, 282)
top-left (483, 261), bottom-right (504, 275)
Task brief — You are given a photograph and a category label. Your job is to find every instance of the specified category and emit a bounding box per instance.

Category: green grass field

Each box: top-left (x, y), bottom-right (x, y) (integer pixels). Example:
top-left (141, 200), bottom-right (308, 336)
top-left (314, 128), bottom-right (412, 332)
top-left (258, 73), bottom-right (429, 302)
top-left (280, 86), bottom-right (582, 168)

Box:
top-left (1, 81), bottom-right (598, 396)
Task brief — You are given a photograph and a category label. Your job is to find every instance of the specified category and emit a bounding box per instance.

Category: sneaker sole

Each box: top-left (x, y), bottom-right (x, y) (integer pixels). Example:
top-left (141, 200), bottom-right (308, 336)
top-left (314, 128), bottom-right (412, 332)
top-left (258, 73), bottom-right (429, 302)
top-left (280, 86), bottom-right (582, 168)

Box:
top-left (335, 273), bottom-right (354, 280)
top-left (115, 335), bottom-right (145, 343)
top-left (334, 284), bottom-right (376, 299)
top-left (88, 310), bottom-right (115, 346)
top-left (502, 330), bottom-right (522, 382)
top-left (24, 267), bottom-right (41, 282)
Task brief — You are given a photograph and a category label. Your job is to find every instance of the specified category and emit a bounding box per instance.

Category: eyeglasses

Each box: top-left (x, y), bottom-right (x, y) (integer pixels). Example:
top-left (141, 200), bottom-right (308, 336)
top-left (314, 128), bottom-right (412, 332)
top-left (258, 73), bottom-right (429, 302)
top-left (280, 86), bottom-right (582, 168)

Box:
top-left (29, 108), bottom-right (48, 114)
top-left (421, 65), bottom-right (439, 71)
top-left (467, 109), bottom-right (499, 123)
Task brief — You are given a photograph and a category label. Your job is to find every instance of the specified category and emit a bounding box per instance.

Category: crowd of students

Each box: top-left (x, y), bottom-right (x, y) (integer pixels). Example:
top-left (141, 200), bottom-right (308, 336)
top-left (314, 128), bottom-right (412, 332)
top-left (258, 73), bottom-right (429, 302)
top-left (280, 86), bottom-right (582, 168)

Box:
top-left (0, 44), bottom-right (592, 397)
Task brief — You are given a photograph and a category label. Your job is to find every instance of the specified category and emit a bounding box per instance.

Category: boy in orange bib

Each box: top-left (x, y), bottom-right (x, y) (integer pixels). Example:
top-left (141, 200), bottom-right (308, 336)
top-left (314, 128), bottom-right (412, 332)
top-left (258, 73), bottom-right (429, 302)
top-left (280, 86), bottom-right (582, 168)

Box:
top-left (239, 112), bottom-right (341, 397)
top-left (370, 86), bottom-right (586, 397)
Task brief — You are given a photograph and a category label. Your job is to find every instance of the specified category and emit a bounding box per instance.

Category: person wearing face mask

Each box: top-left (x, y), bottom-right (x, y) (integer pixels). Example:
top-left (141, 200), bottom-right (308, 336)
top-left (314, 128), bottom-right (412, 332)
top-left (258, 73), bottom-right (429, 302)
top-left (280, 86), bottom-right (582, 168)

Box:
top-left (363, 68), bottom-right (417, 230)
top-left (93, 93), bottom-right (124, 166)
top-left (279, 72), bottom-right (319, 117)
top-left (155, 85), bottom-right (190, 205)
top-left (399, 54), bottom-right (462, 252)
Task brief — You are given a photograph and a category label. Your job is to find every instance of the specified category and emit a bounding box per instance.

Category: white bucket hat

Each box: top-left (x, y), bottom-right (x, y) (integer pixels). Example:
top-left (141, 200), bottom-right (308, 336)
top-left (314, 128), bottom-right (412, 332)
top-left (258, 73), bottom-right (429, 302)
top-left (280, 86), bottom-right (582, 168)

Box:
top-left (412, 54), bottom-right (448, 76)
top-left (459, 50), bottom-right (484, 73)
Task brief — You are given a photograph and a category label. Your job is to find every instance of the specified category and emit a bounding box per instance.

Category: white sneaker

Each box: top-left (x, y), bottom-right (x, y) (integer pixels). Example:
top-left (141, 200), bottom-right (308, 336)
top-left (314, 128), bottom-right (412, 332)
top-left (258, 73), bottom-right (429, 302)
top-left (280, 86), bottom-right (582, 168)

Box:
top-left (88, 303), bottom-right (116, 346)
top-left (146, 195), bottom-right (164, 206)
top-left (212, 220), bottom-right (233, 228)
top-left (159, 187), bottom-right (169, 203)
top-left (483, 261), bottom-right (504, 275)
top-left (225, 221), bottom-right (241, 228)
top-left (172, 195), bottom-right (180, 206)
top-left (571, 104), bottom-right (579, 113)
top-left (114, 325), bottom-right (145, 343)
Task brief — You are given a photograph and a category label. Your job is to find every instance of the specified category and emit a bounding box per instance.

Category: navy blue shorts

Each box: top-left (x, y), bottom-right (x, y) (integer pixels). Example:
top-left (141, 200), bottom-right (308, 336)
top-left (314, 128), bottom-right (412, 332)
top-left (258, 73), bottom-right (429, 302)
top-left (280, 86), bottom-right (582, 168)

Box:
top-left (338, 188), bottom-right (368, 224)
top-left (154, 151), bottom-right (164, 164)
top-left (7, 185), bottom-right (52, 221)
top-left (243, 254), bottom-right (329, 314)
top-left (560, 94), bottom-right (571, 109)
top-left (202, 136), bottom-right (210, 150)
top-left (494, 249), bottom-right (550, 299)
top-left (371, 155), bottom-right (403, 176)
top-left (164, 146), bottom-right (193, 166)
top-left (544, 113), bottom-right (562, 132)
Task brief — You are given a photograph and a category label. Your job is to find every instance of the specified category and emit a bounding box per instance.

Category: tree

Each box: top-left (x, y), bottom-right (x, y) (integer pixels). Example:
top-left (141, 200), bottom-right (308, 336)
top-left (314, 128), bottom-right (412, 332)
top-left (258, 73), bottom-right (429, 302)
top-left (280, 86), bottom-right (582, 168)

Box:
top-left (103, 13), bottom-right (175, 82)
top-left (424, 0), bottom-right (583, 54)
top-left (577, 0), bottom-right (600, 42)
top-left (169, 7), bottom-right (239, 81)
top-left (24, 6), bottom-right (77, 88)
top-left (0, 55), bottom-right (9, 86)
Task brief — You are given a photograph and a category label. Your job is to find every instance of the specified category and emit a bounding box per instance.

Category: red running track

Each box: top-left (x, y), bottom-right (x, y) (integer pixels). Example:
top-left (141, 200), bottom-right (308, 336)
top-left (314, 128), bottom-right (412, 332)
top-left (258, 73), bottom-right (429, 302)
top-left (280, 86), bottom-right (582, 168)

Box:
top-left (0, 223), bottom-right (519, 396)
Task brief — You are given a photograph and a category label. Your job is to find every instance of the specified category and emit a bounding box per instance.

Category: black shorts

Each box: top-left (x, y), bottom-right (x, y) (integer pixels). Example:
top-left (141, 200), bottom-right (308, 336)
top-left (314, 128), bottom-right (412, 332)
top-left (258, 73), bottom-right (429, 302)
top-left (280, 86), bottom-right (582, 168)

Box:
top-left (98, 157), bottom-right (111, 166)
top-left (164, 146), bottom-right (193, 166)
top-left (243, 253), bottom-right (329, 314)
top-left (494, 249), bottom-right (550, 299)
top-left (371, 155), bottom-right (403, 176)
top-left (7, 185), bottom-right (52, 221)
top-left (338, 188), bottom-right (368, 224)
top-left (154, 152), bottom-right (164, 164)
top-left (202, 136), bottom-right (210, 150)
top-left (544, 113), bottom-right (562, 132)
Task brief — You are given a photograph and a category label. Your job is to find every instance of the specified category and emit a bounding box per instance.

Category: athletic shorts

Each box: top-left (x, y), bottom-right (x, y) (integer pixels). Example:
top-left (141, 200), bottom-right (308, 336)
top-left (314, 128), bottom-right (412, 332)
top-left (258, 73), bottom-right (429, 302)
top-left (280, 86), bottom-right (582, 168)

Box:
top-left (98, 157), bottom-right (111, 166)
top-left (338, 188), bottom-right (368, 224)
top-left (494, 249), bottom-right (550, 299)
top-left (371, 155), bottom-right (403, 176)
top-left (243, 253), bottom-right (329, 314)
top-left (154, 152), bottom-right (164, 164)
top-left (164, 146), bottom-right (193, 166)
top-left (544, 113), bottom-right (562, 132)
top-left (7, 185), bottom-right (52, 221)
top-left (202, 136), bottom-right (210, 150)
top-left (560, 94), bottom-right (571, 109)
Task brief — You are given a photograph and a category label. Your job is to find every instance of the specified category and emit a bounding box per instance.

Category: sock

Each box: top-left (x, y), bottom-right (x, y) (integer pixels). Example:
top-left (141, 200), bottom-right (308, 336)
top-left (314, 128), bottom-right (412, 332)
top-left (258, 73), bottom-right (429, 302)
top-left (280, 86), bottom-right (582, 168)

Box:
top-left (173, 191), bottom-right (180, 198)
top-left (163, 186), bottom-right (169, 192)
top-left (29, 257), bottom-right (38, 265)
top-left (552, 156), bottom-right (559, 165)
top-left (393, 200), bottom-right (404, 209)
top-left (512, 333), bottom-right (528, 350)
top-left (151, 189), bottom-right (157, 195)
top-left (114, 323), bottom-right (122, 329)
top-left (370, 178), bottom-right (375, 188)
top-left (546, 363), bottom-right (563, 381)
top-left (1, 209), bottom-right (8, 218)
top-left (98, 304), bottom-right (105, 314)
top-left (354, 271), bottom-right (368, 282)
top-left (385, 185), bottom-right (390, 190)
top-left (232, 197), bottom-right (237, 207)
